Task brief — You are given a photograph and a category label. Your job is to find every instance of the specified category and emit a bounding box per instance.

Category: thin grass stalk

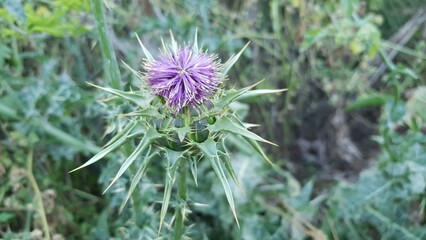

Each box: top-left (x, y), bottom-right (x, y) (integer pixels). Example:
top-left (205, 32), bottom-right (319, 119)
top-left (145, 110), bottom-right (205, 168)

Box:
top-left (27, 149), bottom-right (51, 240)
top-left (90, 0), bottom-right (122, 90)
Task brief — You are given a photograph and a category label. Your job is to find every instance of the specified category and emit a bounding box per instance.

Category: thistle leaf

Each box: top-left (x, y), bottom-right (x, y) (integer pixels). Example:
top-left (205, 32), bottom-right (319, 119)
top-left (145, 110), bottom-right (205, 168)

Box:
top-left (87, 82), bottom-right (151, 108)
top-left (174, 126), bottom-right (190, 142)
top-left (121, 60), bottom-right (144, 79)
top-left (189, 156), bottom-right (199, 187)
top-left (126, 123), bottom-right (148, 139)
top-left (243, 137), bottom-right (274, 166)
top-left (208, 116), bottom-right (277, 146)
top-left (198, 139), bottom-right (240, 227)
top-left (192, 28), bottom-right (199, 53)
top-left (236, 89), bottom-right (287, 102)
top-left (222, 42), bottom-right (250, 78)
top-left (69, 129), bottom-right (132, 173)
top-left (169, 30), bottom-right (178, 53)
top-left (219, 151), bottom-right (243, 193)
top-left (103, 129), bottom-right (162, 194)
top-left (118, 108), bottom-right (162, 119)
top-left (119, 151), bottom-right (160, 212)
top-left (159, 149), bottom-right (183, 233)
top-left (104, 121), bottom-right (137, 148)
top-left (135, 33), bottom-right (154, 61)
top-left (226, 117), bottom-right (275, 165)
top-left (212, 80), bottom-right (264, 111)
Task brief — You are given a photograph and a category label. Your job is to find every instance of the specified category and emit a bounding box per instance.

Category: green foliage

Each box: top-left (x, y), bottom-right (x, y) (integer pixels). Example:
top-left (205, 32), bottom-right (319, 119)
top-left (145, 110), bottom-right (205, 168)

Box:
top-left (2, 0), bottom-right (426, 239)
top-left (1, 0), bottom-right (90, 38)
top-left (327, 90), bottom-right (426, 239)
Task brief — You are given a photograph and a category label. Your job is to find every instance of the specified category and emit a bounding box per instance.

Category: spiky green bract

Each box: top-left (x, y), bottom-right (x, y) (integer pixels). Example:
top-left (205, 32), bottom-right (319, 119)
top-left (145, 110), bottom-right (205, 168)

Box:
top-left (71, 31), bottom-right (285, 237)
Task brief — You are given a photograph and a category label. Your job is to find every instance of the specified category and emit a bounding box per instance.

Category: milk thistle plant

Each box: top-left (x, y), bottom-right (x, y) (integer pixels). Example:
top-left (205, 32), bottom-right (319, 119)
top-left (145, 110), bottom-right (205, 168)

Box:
top-left (72, 31), bottom-right (283, 238)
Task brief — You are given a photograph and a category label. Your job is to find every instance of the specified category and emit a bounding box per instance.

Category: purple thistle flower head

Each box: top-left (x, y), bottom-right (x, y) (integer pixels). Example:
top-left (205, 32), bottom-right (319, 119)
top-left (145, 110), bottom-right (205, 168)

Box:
top-left (144, 44), bottom-right (221, 113)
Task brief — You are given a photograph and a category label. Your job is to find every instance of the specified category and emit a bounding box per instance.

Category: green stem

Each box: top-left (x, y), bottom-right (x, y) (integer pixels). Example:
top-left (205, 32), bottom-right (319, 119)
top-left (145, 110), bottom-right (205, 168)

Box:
top-left (11, 34), bottom-right (23, 76)
top-left (27, 149), bottom-right (51, 240)
top-left (174, 159), bottom-right (187, 240)
top-left (90, 0), bottom-right (122, 90)
top-left (184, 108), bottom-right (191, 126)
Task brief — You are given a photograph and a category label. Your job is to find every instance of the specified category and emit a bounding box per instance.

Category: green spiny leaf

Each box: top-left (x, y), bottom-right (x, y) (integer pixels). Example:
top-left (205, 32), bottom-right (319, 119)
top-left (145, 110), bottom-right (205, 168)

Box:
top-left (236, 89), bottom-right (287, 102)
top-left (87, 82), bottom-right (152, 108)
top-left (169, 30), bottom-right (178, 53)
top-left (198, 139), bottom-right (240, 227)
top-left (121, 60), bottom-right (144, 79)
top-left (120, 151), bottom-right (160, 212)
top-left (159, 149), bottom-right (183, 233)
top-left (118, 108), bottom-right (163, 119)
top-left (135, 33), bottom-right (154, 61)
top-left (174, 126), bottom-right (191, 142)
top-left (69, 131), bottom-right (129, 173)
top-left (243, 137), bottom-right (274, 166)
top-left (189, 156), bottom-right (199, 187)
top-left (212, 80), bottom-right (264, 112)
top-left (208, 116), bottom-right (277, 146)
top-left (219, 151), bottom-right (243, 193)
top-left (104, 121), bottom-right (137, 148)
top-left (126, 124), bottom-right (148, 139)
top-left (103, 129), bottom-right (162, 193)
top-left (222, 42), bottom-right (250, 78)
top-left (192, 28), bottom-right (199, 53)
top-left (220, 139), bottom-right (243, 191)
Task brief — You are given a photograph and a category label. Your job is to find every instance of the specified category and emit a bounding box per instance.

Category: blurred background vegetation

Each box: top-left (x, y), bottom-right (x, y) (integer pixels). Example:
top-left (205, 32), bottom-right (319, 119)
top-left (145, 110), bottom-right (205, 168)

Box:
top-left (1, 0), bottom-right (426, 239)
